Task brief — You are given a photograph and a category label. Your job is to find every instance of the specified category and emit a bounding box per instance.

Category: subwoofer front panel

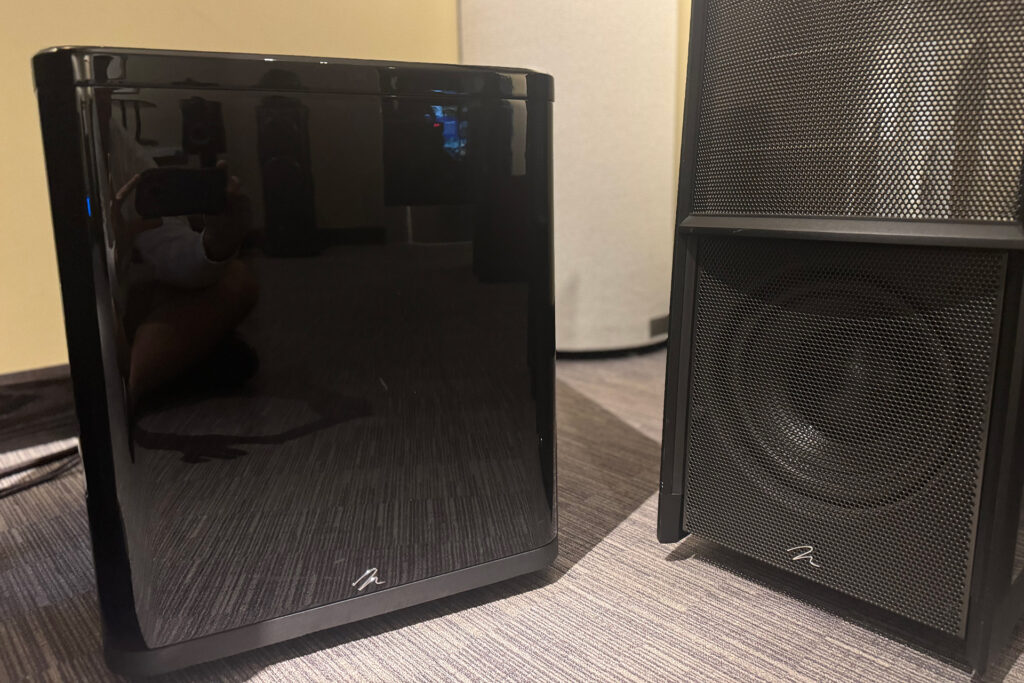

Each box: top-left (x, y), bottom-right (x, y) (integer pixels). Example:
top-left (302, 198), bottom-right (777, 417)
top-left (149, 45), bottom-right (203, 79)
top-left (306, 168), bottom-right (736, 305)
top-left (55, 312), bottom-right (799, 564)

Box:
top-left (682, 236), bottom-right (1006, 636)
top-left (34, 48), bottom-right (556, 675)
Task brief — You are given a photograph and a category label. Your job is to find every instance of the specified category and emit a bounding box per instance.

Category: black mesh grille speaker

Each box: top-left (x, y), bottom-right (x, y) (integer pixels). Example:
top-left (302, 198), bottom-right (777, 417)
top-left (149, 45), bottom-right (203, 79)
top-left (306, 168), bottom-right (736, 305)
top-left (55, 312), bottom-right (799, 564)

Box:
top-left (692, 0), bottom-right (1024, 222)
top-left (661, 0), bottom-right (1024, 672)
top-left (685, 238), bottom-right (1004, 635)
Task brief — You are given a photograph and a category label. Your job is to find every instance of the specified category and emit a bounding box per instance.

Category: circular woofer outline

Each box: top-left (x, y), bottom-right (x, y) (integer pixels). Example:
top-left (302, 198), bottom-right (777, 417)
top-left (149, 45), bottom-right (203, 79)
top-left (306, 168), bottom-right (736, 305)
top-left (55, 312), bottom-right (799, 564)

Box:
top-left (723, 268), bottom-right (960, 511)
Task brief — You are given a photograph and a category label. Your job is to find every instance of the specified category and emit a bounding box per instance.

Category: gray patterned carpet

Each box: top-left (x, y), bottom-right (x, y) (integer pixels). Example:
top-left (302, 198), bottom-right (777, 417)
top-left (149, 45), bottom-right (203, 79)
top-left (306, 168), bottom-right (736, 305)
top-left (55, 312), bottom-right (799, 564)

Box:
top-left (2, 378), bottom-right (1024, 681)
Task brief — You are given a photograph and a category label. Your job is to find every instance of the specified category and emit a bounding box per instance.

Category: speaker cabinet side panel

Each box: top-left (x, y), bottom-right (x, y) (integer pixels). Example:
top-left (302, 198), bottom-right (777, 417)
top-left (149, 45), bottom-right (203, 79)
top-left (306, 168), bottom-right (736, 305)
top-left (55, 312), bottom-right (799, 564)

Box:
top-left (658, 234), bottom-right (699, 542)
top-left (967, 252), bottom-right (1024, 672)
top-left (33, 52), bottom-right (151, 652)
top-left (658, 0), bottom-right (710, 543)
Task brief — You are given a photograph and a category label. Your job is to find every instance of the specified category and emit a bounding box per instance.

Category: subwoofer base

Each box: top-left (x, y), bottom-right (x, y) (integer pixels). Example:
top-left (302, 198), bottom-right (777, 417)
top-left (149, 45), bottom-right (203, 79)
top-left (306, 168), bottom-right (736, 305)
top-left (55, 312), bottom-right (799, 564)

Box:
top-left (105, 539), bottom-right (558, 677)
top-left (674, 535), bottom-right (977, 674)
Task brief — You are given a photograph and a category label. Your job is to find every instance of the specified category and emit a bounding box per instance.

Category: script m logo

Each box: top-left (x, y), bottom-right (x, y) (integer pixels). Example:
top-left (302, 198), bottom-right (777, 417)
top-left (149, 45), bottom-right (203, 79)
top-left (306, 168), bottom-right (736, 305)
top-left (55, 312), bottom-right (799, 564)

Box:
top-left (787, 545), bottom-right (822, 568)
top-left (352, 567), bottom-right (386, 591)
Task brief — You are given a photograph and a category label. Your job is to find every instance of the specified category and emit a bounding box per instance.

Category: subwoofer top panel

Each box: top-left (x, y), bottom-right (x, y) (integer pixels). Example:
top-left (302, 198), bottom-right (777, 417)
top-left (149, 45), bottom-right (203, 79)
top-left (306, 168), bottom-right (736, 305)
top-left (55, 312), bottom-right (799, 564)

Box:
top-left (682, 237), bottom-right (1005, 636)
top-left (691, 0), bottom-right (1024, 222)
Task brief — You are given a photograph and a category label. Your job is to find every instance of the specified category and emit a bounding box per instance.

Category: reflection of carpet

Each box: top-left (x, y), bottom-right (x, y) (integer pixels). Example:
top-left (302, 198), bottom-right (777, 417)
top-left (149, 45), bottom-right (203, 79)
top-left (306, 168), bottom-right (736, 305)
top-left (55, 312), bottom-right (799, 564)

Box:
top-left (0, 374), bottom-right (76, 454)
top-left (2, 383), bottom-right (1023, 681)
top-left (115, 246), bottom-right (553, 648)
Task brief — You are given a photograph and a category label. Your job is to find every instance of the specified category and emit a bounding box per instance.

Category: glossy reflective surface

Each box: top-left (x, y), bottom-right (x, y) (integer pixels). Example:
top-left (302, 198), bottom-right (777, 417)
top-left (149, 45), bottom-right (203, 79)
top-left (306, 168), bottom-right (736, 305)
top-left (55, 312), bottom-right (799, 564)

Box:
top-left (36, 49), bottom-right (554, 652)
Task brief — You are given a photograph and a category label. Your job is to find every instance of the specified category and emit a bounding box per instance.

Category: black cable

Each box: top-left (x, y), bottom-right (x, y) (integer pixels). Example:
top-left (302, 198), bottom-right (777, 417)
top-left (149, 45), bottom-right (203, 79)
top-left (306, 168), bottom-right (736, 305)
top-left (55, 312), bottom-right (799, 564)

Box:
top-left (0, 446), bottom-right (80, 500)
top-left (0, 445), bottom-right (79, 480)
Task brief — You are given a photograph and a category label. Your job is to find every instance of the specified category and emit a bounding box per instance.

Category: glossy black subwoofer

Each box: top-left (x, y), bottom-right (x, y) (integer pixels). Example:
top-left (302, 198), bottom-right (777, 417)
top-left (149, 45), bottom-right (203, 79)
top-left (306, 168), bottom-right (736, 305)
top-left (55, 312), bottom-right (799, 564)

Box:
top-left (33, 47), bottom-right (556, 676)
top-left (660, 0), bottom-right (1024, 675)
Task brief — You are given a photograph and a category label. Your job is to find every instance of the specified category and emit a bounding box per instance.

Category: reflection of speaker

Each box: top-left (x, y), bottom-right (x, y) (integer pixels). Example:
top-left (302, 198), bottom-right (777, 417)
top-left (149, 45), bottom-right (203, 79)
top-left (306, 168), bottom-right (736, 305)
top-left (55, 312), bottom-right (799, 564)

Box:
top-left (660, 0), bottom-right (1024, 674)
top-left (257, 96), bottom-right (318, 256)
top-left (180, 97), bottom-right (225, 167)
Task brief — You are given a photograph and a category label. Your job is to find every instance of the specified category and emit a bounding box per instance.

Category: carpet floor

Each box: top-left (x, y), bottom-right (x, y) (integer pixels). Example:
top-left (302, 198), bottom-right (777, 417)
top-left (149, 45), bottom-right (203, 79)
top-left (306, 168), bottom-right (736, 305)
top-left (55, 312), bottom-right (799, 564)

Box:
top-left (2, 368), bottom-right (1024, 681)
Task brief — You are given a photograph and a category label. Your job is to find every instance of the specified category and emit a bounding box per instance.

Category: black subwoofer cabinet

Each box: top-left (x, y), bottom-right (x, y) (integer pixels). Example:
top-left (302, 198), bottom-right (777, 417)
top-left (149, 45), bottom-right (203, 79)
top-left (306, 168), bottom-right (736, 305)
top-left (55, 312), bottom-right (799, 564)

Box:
top-left (658, 0), bottom-right (1024, 674)
top-left (33, 47), bottom-right (556, 676)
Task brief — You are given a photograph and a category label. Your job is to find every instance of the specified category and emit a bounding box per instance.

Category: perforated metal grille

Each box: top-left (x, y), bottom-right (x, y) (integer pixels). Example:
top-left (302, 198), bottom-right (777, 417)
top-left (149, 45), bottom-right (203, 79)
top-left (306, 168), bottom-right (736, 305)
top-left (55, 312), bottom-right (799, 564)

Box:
top-left (692, 0), bottom-right (1024, 221)
top-left (683, 237), bottom-right (1005, 635)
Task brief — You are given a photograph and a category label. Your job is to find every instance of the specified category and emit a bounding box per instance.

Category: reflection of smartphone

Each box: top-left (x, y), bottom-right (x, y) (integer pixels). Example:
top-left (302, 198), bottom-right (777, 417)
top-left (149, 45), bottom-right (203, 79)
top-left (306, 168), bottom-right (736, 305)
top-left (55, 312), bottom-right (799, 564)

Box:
top-left (134, 167), bottom-right (227, 218)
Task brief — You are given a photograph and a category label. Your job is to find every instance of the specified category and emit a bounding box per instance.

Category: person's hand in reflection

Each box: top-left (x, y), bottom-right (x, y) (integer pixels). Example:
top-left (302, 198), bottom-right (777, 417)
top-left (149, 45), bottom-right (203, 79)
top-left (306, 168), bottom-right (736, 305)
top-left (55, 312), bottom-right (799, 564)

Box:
top-left (198, 161), bottom-right (254, 261)
top-left (114, 164), bottom-right (260, 408)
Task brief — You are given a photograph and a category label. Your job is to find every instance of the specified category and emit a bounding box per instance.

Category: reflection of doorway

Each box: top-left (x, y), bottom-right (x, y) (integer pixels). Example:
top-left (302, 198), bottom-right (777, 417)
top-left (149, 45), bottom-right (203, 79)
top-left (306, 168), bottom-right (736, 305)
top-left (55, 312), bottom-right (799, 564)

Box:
top-left (431, 104), bottom-right (470, 159)
top-left (307, 95), bottom-right (386, 231)
top-left (382, 99), bottom-right (472, 206)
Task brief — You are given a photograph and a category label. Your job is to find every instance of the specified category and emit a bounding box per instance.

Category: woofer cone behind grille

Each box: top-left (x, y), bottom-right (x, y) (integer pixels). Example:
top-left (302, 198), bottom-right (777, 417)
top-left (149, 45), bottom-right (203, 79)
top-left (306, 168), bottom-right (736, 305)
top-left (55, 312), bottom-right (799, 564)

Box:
top-left (724, 272), bottom-right (959, 510)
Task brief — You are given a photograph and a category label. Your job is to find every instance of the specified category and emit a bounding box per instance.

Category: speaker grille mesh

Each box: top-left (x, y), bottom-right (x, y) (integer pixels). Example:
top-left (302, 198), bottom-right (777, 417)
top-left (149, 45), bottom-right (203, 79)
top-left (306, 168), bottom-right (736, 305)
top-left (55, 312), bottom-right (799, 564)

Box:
top-left (692, 0), bottom-right (1024, 222)
top-left (683, 237), bottom-right (1005, 635)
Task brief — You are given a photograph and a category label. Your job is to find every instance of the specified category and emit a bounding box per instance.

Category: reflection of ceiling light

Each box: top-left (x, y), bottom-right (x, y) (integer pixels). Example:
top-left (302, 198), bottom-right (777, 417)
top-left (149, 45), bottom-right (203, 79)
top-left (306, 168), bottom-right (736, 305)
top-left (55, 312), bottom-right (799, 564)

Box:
top-left (264, 58), bottom-right (275, 62)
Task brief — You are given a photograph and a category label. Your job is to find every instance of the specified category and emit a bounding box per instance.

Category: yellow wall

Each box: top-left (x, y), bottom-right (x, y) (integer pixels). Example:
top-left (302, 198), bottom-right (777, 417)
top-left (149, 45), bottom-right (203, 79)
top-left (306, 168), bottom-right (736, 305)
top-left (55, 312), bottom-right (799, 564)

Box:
top-left (0, 1), bottom-right (458, 374)
top-left (675, 0), bottom-right (692, 204)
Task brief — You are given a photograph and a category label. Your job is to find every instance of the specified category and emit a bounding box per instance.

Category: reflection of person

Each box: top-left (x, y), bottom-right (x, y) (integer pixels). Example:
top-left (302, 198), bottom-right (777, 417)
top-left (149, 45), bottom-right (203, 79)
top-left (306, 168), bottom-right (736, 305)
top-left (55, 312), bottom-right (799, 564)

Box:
top-left (114, 167), bottom-right (258, 406)
top-left (103, 102), bottom-right (258, 407)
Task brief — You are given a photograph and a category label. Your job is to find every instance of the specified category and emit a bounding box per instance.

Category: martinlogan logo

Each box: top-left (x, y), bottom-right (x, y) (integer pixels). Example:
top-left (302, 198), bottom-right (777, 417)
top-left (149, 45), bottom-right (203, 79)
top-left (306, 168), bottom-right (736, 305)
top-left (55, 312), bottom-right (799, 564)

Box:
top-left (787, 545), bottom-right (822, 568)
top-left (352, 567), bottom-right (386, 591)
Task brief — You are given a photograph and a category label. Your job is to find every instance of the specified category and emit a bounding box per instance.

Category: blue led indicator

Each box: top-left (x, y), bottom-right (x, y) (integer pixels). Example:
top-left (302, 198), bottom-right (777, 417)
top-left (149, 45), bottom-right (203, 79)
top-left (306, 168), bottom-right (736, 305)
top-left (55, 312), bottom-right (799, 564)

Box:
top-left (86, 196), bottom-right (92, 217)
